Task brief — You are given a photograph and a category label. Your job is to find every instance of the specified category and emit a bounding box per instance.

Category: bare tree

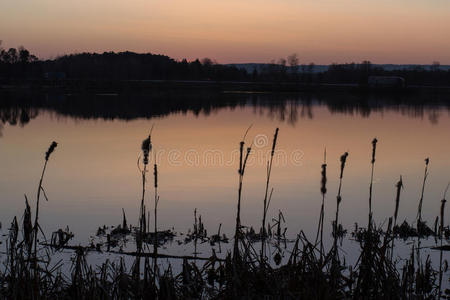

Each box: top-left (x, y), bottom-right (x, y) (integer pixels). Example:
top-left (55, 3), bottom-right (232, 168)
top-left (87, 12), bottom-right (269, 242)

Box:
top-left (201, 57), bottom-right (217, 66)
top-left (287, 53), bottom-right (299, 71)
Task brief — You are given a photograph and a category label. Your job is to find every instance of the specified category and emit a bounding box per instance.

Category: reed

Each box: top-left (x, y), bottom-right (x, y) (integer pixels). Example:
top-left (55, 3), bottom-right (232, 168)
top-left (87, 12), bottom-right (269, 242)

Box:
top-left (315, 148), bottom-right (327, 259)
top-left (260, 127), bottom-right (279, 263)
top-left (391, 175), bottom-right (403, 260)
top-left (33, 141), bottom-right (57, 288)
top-left (393, 176), bottom-right (403, 228)
top-left (134, 132), bottom-right (152, 278)
top-left (368, 138), bottom-right (377, 228)
top-left (153, 159), bottom-right (160, 285)
top-left (416, 158), bottom-right (429, 224)
top-left (333, 151), bottom-right (348, 256)
top-left (438, 182), bottom-right (449, 299)
top-left (0, 132), bottom-right (447, 299)
top-left (233, 126), bottom-right (252, 259)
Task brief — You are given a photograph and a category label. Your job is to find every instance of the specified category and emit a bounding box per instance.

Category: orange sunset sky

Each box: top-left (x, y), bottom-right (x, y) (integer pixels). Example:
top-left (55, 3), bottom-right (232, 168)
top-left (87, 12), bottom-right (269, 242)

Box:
top-left (1, 0), bottom-right (449, 64)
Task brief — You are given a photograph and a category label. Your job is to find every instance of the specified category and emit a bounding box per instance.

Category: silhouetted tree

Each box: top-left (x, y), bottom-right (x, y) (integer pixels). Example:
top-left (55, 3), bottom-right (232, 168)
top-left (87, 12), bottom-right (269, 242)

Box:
top-left (288, 53), bottom-right (299, 80)
top-left (0, 44), bottom-right (449, 86)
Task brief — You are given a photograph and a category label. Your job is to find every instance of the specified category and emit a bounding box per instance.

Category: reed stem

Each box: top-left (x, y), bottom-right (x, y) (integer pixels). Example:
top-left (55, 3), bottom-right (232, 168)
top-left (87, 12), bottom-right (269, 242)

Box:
top-left (416, 158), bottom-right (429, 224)
top-left (368, 138), bottom-right (378, 229)
top-left (260, 128), bottom-right (279, 264)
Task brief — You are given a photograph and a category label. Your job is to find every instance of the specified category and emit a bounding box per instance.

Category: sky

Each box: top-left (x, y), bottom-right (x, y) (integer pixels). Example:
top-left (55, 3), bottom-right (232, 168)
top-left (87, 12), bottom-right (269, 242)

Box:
top-left (1, 0), bottom-right (450, 64)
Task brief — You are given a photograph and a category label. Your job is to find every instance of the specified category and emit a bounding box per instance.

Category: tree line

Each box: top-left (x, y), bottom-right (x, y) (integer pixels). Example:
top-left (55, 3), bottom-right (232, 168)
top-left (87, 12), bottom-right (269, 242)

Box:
top-left (1, 44), bottom-right (449, 86)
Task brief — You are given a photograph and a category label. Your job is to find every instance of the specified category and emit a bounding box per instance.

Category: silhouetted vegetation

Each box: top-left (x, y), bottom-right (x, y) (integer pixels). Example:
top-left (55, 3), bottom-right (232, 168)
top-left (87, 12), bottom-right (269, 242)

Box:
top-left (1, 45), bottom-right (450, 86)
top-left (0, 44), bottom-right (247, 81)
top-left (0, 136), bottom-right (449, 299)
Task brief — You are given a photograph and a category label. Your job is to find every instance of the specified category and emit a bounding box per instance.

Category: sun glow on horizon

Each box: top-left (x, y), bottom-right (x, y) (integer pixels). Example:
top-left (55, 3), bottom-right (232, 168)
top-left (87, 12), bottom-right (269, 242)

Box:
top-left (1, 0), bottom-right (449, 64)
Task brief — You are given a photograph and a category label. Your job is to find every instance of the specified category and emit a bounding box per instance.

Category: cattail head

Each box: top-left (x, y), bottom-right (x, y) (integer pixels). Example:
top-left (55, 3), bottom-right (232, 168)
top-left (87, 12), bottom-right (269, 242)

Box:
top-left (45, 141), bottom-right (58, 161)
top-left (440, 198), bottom-right (446, 233)
top-left (394, 175), bottom-right (403, 221)
top-left (141, 135), bottom-right (152, 165)
top-left (371, 138), bottom-right (378, 164)
top-left (153, 163), bottom-right (158, 188)
top-left (339, 152), bottom-right (349, 179)
top-left (241, 146), bottom-right (252, 176)
top-left (425, 157), bottom-right (429, 166)
top-left (23, 196), bottom-right (33, 249)
top-left (271, 128), bottom-right (279, 157)
top-left (321, 163), bottom-right (327, 195)
top-left (396, 176), bottom-right (403, 190)
top-left (238, 141), bottom-right (245, 174)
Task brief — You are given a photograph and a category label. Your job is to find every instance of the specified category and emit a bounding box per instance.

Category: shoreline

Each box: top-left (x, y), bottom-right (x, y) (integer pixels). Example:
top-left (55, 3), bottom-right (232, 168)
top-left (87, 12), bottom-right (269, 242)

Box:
top-left (2, 79), bottom-right (450, 95)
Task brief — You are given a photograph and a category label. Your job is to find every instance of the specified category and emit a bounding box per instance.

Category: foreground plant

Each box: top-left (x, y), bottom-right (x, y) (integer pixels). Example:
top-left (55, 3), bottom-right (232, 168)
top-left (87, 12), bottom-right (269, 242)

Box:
top-left (1, 133), bottom-right (448, 299)
top-left (260, 127), bottom-right (279, 263)
top-left (33, 142), bottom-right (58, 288)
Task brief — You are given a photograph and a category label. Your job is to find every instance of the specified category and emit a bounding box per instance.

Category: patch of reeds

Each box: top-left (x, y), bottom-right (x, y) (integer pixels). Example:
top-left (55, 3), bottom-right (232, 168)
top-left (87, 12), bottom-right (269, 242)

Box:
top-left (0, 133), bottom-right (449, 299)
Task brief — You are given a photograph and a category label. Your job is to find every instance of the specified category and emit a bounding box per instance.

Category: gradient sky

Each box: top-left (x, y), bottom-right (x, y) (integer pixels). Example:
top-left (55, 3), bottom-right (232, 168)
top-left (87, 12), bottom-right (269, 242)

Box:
top-left (1, 0), bottom-right (450, 64)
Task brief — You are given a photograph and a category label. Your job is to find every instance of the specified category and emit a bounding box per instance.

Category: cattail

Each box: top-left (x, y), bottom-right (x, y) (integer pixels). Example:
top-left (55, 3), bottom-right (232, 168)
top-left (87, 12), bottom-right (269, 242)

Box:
top-left (238, 141), bottom-right (244, 175)
top-left (242, 147), bottom-right (251, 176)
top-left (337, 152), bottom-right (349, 206)
top-left (136, 133), bottom-right (152, 279)
top-left (371, 138), bottom-right (377, 164)
top-left (394, 176), bottom-right (403, 224)
top-left (234, 126), bottom-right (253, 260)
top-left (34, 140), bottom-right (59, 278)
top-left (261, 128), bottom-right (280, 263)
top-left (153, 160), bottom-right (159, 283)
top-left (440, 182), bottom-right (450, 235)
top-left (141, 135), bottom-right (152, 165)
top-left (316, 149), bottom-right (327, 258)
top-left (271, 128), bottom-right (279, 156)
top-left (45, 141), bottom-right (57, 161)
top-left (339, 152), bottom-right (349, 180)
top-left (440, 198), bottom-right (446, 236)
top-left (23, 196), bottom-right (33, 252)
top-left (154, 163), bottom-right (158, 188)
top-left (434, 216), bottom-right (439, 236)
top-left (334, 151), bottom-right (349, 256)
top-left (321, 163), bottom-right (327, 195)
top-left (368, 138), bottom-right (378, 226)
top-left (390, 176), bottom-right (403, 259)
top-left (417, 158), bottom-right (430, 223)
top-left (438, 183), bottom-right (448, 299)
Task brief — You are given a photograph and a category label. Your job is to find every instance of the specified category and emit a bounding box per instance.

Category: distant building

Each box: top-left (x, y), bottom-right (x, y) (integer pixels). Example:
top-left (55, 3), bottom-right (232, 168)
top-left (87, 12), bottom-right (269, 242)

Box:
top-left (44, 72), bottom-right (66, 80)
top-left (368, 76), bottom-right (405, 88)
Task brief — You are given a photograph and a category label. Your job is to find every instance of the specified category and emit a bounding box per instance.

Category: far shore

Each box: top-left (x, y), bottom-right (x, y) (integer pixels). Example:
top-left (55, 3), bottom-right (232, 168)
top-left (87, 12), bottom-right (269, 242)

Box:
top-left (2, 78), bottom-right (450, 95)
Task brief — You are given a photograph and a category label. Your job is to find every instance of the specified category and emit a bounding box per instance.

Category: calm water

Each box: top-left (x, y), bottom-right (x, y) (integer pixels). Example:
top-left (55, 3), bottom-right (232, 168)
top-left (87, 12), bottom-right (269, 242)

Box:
top-left (1, 92), bottom-right (449, 242)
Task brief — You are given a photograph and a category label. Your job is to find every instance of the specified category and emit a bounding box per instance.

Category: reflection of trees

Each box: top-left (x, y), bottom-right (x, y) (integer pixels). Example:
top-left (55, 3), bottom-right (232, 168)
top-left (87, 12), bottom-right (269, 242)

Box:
top-left (0, 106), bottom-right (38, 127)
top-left (1, 91), bottom-right (449, 135)
top-left (320, 93), bottom-right (450, 124)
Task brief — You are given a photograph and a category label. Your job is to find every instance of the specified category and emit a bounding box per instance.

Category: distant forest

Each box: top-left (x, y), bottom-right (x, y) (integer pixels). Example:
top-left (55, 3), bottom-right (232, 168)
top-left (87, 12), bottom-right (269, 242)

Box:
top-left (1, 45), bottom-right (449, 86)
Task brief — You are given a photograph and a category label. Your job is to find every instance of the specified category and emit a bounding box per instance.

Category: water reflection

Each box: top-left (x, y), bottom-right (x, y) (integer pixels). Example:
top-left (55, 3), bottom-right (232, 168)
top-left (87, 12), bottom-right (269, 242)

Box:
top-left (0, 90), bottom-right (449, 243)
top-left (1, 91), bottom-right (449, 135)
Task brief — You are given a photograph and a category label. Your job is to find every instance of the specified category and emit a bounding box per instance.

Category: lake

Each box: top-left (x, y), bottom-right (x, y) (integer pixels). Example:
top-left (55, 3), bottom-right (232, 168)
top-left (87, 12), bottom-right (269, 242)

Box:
top-left (1, 91), bottom-right (449, 243)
